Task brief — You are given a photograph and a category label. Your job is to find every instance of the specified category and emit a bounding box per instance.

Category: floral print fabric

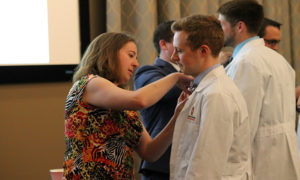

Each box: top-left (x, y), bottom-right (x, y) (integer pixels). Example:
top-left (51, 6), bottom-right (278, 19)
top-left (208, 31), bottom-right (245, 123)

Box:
top-left (63, 74), bottom-right (143, 180)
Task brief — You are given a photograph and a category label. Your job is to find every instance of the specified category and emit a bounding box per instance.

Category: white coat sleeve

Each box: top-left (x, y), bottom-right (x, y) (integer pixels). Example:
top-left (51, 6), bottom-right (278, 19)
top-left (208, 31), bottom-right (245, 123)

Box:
top-left (231, 60), bottom-right (263, 142)
top-left (184, 92), bottom-right (235, 179)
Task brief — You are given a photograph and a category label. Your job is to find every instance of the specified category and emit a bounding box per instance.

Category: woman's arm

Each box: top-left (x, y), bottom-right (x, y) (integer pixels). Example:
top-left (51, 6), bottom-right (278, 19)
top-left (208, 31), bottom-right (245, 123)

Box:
top-left (84, 73), bottom-right (193, 110)
top-left (134, 92), bottom-right (188, 162)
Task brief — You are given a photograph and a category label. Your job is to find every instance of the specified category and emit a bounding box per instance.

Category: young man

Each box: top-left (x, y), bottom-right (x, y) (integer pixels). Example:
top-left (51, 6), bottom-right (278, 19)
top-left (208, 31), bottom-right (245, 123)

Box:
top-left (258, 18), bottom-right (300, 153)
top-left (258, 17), bottom-right (281, 51)
top-left (170, 14), bottom-right (250, 179)
top-left (134, 20), bottom-right (180, 180)
top-left (218, 0), bottom-right (300, 179)
top-left (258, 18), bottom-right (300, 115)
top-left (220, 18), bottom-right (281, 67)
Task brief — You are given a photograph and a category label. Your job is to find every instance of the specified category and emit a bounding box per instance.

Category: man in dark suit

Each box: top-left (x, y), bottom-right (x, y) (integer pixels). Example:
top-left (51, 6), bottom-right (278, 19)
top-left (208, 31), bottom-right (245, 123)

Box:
top-left (134, 20), bottom-right (180, 180)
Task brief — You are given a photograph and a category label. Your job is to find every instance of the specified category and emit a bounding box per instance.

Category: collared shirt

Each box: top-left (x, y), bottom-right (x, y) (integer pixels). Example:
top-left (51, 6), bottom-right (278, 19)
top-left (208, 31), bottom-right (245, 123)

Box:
top-left (158, 57), bottom-right (180, 72)
top-left (194, 64), bottom-right (220, 85)
top-left (188, 64), bottom-right (220, 92)
top-left (232, 36), bottom-right (259, 58)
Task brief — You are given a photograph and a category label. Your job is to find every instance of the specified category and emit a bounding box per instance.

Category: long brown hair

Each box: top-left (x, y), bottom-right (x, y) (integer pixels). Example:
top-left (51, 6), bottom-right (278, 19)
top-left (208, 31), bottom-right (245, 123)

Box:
top-left (73, 32), bottom-right (136, 83)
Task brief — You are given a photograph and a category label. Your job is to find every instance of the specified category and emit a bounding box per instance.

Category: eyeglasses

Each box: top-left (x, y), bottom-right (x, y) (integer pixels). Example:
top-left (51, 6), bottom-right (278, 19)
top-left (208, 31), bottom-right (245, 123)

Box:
top-left (264, 39), bottom-right (280, 46)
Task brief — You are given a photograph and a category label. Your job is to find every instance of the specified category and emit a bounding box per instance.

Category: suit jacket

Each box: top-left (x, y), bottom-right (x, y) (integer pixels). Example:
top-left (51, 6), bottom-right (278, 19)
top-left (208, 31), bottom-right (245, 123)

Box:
top-left (134, 57), bottom-right (181, 174)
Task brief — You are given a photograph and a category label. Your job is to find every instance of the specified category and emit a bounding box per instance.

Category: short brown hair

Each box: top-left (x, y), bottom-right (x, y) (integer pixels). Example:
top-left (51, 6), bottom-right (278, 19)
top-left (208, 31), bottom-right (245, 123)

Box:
top-left (73, 32), bottom-right (136, 83)
top-left (218, 0), bottom-right (264, 34)
top-left (258, 18), bottom-right (281, 38)
top-left (171, 14), bottom-right (224, 57)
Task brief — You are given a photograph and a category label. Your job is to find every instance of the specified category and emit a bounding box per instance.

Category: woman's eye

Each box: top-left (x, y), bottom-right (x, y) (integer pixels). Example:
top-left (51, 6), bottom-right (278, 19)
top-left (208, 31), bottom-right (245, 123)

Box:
top-left (129, 54), bottom-right (134, 58)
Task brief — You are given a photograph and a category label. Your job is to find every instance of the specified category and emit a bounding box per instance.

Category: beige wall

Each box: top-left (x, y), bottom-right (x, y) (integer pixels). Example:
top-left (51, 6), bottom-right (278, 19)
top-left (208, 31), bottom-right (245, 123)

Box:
top-left (0, 82), bottom-right (72, 180)
top-left (0, 1), bottom-right (145, 179)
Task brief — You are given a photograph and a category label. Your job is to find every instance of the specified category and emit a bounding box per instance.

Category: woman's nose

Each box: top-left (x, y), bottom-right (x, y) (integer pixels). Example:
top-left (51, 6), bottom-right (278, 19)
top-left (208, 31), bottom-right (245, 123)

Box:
top-left (133, 58), bottom-right (139, 68)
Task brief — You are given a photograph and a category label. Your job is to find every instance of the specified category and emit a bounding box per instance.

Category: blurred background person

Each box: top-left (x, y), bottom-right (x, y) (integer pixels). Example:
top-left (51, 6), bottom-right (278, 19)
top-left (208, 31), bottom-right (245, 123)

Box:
top-left (134, 20), bottom-right (180, 180)
top-left (258, 17), bottom-right (281, 52)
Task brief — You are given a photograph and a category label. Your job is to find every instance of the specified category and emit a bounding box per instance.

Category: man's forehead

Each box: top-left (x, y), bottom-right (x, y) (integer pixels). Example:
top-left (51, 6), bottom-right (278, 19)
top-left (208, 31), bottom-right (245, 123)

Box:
top-left (265, 25), bottom-right (280, 31)
top-left (218, 14), bottom-right (226, 21)
top-left (264, 25), bottom-right (281, 38)
top-left (173, 31), bottom-right (189, 47)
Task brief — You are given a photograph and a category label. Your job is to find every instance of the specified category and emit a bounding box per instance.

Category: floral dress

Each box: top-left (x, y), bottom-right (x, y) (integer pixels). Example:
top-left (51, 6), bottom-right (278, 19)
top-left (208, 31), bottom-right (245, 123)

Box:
top-left (63, 74), bottom-right (143, 180)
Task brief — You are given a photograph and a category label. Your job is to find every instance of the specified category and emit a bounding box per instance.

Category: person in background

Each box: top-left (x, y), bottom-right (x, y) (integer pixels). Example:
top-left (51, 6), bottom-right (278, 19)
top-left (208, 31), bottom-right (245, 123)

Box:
top-left (218, 49), bottom-right (232, 66)
top-left (297, 96), bottom-right (300, 159)
top-left (218, 0), bottom-right (300, 179)
top-left (221, 16), bottom-right (300, 131)
top-left (259, 18), bottom-right (300, 154)
top-left (134, 20), bottom-right (180, 180)
top-left (220, 17), bottom-right (281, 66)
top-left (258, 17), bottom-right (281, 52)
top-left (258, 18), bottom-right (300, 121)
top-left (63, 32), bottom-right (193, 179)
top-left (170, 14), bottom-right (251, 179)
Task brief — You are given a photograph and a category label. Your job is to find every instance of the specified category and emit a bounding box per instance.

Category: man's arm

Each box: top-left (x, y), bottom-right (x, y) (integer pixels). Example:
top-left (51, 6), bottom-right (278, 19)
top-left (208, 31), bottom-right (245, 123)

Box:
top-left (229, 60), bottom-right (263, 142)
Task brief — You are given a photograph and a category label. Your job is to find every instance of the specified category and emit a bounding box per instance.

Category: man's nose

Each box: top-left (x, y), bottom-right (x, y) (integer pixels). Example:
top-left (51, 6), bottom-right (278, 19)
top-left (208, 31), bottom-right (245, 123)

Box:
top-left (171, 51), bottom-right (179, 62)
top-left (273, 44), bottom-right (279, 51)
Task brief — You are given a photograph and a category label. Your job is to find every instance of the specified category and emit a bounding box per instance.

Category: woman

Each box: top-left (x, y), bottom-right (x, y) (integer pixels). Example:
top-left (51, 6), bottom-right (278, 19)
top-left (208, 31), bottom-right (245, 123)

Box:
top-left (63, 32), bottom-right (192, 179)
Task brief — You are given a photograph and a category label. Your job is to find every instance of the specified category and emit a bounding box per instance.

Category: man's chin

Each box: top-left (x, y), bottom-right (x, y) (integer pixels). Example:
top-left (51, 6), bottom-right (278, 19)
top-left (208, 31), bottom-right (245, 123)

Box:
top-left (224, 41), bottom-right (233, 47)
top-left (224, 38), bottom-right (235, 47)
top-left (182, 70), bottom-right (192, 76)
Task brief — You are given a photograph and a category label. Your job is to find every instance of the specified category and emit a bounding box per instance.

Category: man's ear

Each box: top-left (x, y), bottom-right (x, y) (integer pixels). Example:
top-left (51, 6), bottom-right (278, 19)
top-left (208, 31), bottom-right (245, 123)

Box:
top-left (159, 40), bottom-right (168, 50)
top-left (236, 21), bottom-right (247, 33)
top-left (199, 45), bottom-right (210, 56)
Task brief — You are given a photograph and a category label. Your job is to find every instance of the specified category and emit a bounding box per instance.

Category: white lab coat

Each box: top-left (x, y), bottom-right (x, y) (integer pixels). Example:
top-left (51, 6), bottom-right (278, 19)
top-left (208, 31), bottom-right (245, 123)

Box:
top-left (298, 117), bottom-right (300, 159)
top-left (170, 66), bottom-right (251, 180)
top-left (226, 38), bottom-right (300, 180)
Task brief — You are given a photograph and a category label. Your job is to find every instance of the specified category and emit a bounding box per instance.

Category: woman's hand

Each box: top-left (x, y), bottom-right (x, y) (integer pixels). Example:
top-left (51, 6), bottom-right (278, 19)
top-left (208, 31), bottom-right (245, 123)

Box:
top-left (135, 91), bottom-right (189, 162)
top-left (174, 92), bottom-right (189, 115)
top-left (175, 73), bottom-right (194, 94)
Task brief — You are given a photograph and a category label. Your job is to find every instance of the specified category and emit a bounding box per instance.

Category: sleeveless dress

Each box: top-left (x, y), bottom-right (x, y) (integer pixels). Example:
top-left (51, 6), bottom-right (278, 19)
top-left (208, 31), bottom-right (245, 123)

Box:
top-left (63, 74), bottom-right (143, 179)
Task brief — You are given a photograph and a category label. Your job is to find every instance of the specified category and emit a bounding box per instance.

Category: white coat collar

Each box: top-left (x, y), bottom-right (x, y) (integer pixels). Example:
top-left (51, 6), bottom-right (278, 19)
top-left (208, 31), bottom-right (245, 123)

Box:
top-left (194, 66), bottom-right (225, 93)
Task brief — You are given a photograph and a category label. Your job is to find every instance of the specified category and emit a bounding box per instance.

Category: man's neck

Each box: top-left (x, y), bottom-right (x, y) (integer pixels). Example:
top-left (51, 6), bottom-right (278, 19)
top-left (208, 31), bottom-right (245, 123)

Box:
top-left (158, 55), bottom-right (180, 71)
top-left (234, 33), bottom-right (257, 48)
top-left (194, 57), bottom-right (219, 77)
top-left (159, 53), bottom-right (170, 62)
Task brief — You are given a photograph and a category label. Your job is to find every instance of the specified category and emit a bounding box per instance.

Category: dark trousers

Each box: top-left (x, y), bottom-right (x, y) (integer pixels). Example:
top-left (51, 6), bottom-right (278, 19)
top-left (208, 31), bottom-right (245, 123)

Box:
top-left (141, 170), bottom-right (169, 180)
